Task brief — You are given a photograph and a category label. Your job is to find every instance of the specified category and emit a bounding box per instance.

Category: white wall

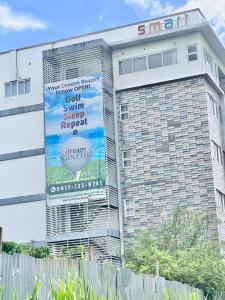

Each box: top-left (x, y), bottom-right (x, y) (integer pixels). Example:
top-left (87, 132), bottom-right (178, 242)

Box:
top-left (112, 32), bottom-right (209, 91)
top-left (0, 200), bottom-right (46, 243)
top-left (0, 110), bottom-right (44, 154)
top-left (0, 155), bottom-right (45, 199)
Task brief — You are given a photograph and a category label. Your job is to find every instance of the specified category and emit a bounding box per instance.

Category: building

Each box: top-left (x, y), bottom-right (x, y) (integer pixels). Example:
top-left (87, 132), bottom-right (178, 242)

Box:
top-left (0, 9), bottom-right (225, 263)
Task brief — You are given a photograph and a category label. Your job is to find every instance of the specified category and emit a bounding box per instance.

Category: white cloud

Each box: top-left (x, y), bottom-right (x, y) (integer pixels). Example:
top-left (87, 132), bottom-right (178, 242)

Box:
top-left (84, 11), bottom-right (108, 33)
top-left (98, 12), bottom-right (108, 22)
top-left (175, 0), bottom-right (225, 42)
top-left (125, 0), bottom-right (152, 9)
top-left (124, 0), bottom-right (173, 17)
top-left (0, 3), bottom-right (46, 31)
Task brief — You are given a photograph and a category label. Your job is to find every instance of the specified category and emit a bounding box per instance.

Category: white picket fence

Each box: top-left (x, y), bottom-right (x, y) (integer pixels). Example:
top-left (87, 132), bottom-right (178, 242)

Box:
top-left (0, 253), bottom-right (204, 299)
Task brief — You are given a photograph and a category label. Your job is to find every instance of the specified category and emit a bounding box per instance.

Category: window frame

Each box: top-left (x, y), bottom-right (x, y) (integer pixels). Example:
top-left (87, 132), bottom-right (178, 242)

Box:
top-left (124, 199), bottom-right (135, 217)
top-left (162, 48), bottom-right (177, 66)
top-left (132, 55), bottom-right (147, 73)
top-left (212, 140), bottom-right (223, 164)
top-left (148, 52), bottom-right (163, 69)
top-left (216, 189), bottom-right (225, 210)
top-left (187, 44), bottom-right (198, 62)
top-left (204, 48), bottom-right (213, 73)
top-left (120, 104), bottom-right (129, 121)
top-left (208, 93), bottom-right (219, 120)
top-left (118, 48), bottom-right (177, 76)
top-left (4, 79), bottom-right (31, 98)
top-left (119, 59), bottom-right (133, 75)
top-left (122, 150), bottom-right (131, 168)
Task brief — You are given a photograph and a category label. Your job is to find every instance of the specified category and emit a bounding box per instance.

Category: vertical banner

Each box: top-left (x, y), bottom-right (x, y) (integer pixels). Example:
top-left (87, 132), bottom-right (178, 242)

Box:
top-left (44, 73), bottom-right (106, 206)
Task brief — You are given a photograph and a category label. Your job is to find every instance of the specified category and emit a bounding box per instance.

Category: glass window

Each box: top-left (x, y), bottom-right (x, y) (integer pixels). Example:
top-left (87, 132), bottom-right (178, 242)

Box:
top-left (133, 56), bottom-right (147, 72)
top-left (163, 49), bottom-right (177, 66)
top-left (216, 190), bottom-right (225, 210)
top-left (148, 53), bottom-right (162, 69)
top-left (120, 104), bottom-right (129, 121)
top-left (5, 83), bottom-right (11, 97)
top-left (119, 59), bottom-right (133, 75)
top-left (187, 44), bottom-right (198, 62)
top-left (212, 140), bottom-right (222, 164)
top-left (18, 80), bottom-right (25, 94)
top-left (204, 49), bottom-right (213, 72)
top-left (126, 207), bottom-right (135, 217)
top-left (219, 107), bottom-right (222, 123)
top-left (208, 94), bottom-right (219, 119)
top-left (11, 81), bottom-right (17, 96)
top-left (25, 79), bottom-right (30, 94)
top-left (122, 150), bottom-right (131, 168)
top-left (215, 63), bottom-right (218, 78)
top-left (4, 79), bottom-right (30, 97)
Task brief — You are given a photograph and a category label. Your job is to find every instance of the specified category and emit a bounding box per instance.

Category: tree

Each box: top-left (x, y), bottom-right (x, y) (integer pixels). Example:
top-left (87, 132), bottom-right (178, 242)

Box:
top-left (125, 207), bottom-right (225, 299)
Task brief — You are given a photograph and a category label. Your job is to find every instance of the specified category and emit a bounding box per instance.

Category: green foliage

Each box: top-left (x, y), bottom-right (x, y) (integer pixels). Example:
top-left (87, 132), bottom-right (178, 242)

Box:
top-left (125, 207), bottom-right (225, 299)
top-left (163, 289), bottom-right (202, 300)
top-left (27, 279), bottom-right (40, 300)
top-left (49, 273), bottom-right (103, 300)
top-left (0, 286), bottom-right (5, 300)
top-left (25, 271), bottom-right (118, 300)
top-left (2, 241), bottom-right (49, 258)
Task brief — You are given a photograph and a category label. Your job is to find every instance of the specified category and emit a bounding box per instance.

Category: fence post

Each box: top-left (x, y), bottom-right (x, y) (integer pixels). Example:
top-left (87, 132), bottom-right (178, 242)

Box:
top-left (0, 227), bottom-right (2, 252)
top-left (88, 245), bottom-right (94, 261)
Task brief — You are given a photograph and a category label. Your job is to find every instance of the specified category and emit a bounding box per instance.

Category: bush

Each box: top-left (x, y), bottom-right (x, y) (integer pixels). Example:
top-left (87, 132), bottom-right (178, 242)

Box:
top-left (2, 241), bottom-right (49, 258)
top-left (125, 207), bottom-right (225, 299)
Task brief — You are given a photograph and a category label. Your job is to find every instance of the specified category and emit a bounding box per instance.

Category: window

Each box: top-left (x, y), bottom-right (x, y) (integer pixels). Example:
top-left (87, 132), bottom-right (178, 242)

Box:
top-left (5, 83), bottom-right (11, 97)
top-left (125, 199), bottom-right (135, 217)
top-left (119, 59), bottom-right (133, 75)
top-left (204, 49), bottom-right (213, 72)
top-left (163, 49), bottom-right (177, 66)
top-left (12, 81), bottom-right (17, 96)
top-left (122, 150), bottom-right (131, 168)
top-left (216, 190), bottom-right (225, 210)
top-left (187, 44), bottom-right (198, 62)
top-left (18, 80), bottom-right (25, 94)
top-left (120, 104), bottom-right (129, 121)
top-left (212, 140), bottom-right (223, 164)
top-left (219, 106), bottom-right (223, 123)
top-left (119, 48), bottom-right (177, 75)
top-left (148, 49), bottom-right (177, 69)
top-left (4, 79), bottom-right (31, 97)
top-left (133, 56), bottom-right (147, 72)
top-left (215, 63), bottom-right (218, 79)
top-left (148, 53), bottom-right (162, 69)
top-left (208, 93), bottom-right (218, 119)
top-left (25, 79), bottom-right (30, 94)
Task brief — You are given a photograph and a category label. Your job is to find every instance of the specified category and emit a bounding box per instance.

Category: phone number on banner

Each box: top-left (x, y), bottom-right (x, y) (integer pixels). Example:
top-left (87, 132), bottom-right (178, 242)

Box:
top-left (48, 179), bottom-right (105, 195)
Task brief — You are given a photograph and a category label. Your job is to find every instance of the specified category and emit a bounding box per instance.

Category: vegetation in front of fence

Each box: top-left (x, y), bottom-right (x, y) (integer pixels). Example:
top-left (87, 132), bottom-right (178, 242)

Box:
top-left (0, 286), bottom-right (5, 300)
top-left (1, 251), bottom-right (120, 300)
top-left (125, 207), bottom-right (225, 300)
top-left (0, 282), bottom-right (205, 300)
top-left (163, 288), bottom-right (201, 300)
top-left (0, 279), bottom-right (204, 300)
top-left (2, 241), bottom-right (49, 258)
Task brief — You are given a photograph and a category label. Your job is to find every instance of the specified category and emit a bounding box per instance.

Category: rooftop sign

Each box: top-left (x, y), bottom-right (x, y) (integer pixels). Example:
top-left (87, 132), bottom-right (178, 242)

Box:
top-left (137, 10), bottom-right (205, 36)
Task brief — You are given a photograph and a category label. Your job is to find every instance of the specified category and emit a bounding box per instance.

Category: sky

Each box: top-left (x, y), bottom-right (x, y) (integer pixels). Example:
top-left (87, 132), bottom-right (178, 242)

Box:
top-left (0, 0), bottom-right (225, 52)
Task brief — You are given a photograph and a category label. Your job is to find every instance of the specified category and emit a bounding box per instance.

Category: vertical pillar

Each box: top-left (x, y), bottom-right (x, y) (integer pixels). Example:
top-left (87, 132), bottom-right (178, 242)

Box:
top-left (0, 227), bottom-right (3, 252)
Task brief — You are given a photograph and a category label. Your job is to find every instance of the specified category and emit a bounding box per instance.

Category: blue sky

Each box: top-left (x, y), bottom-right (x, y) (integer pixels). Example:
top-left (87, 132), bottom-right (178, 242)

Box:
top-left (0, 0), bottom-right (224, 52)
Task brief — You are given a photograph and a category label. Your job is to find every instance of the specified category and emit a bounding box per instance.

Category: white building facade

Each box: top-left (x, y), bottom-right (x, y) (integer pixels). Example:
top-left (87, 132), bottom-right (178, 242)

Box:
top-left (1, 9), bottom-right (225, 262)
